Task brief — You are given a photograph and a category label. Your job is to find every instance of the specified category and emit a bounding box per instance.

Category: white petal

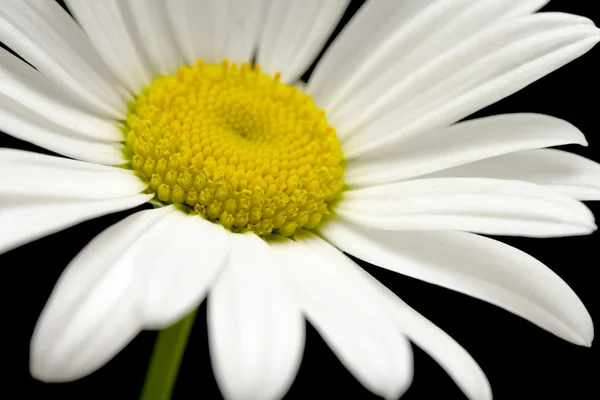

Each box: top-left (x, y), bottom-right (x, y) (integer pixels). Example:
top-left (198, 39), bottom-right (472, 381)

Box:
top-left (345, 114), bottom-right (587, 186)
top-left (389, 298), bottom-right (492, 400)
top-left (0, 47), bottom-right (122, 142)
top-left (422, 148), bottom-right (600, 201)
top-left (297, 229), bottom-right (492, 400)
top-left (167, 0), bottom-right (269, 65)
top-left (257, 0), bottom-right (349, 83)
top-left (0, 148), bottom-right (124, 172)
top-left (65, 0), bottom-right (154, 93)
top-left (308, 0), bottom-right (549, 113)
top-left (209, 233), bottom-right (305, 400)
top-left (308, 0), bottom-right (438, 106)
top-left (0, 150), bottom-right (146, 201)
top-left (30, 206), bottom-right (175, 382)
top-left (272, 233), bottom-right (413, 400)
top-left (0, 0), bottom-right (128, 118)
top-left (137, 211), bottom-right (229, 328)
top-left (218, 0), bottom-right (269, 65)
top-left (0, 193), bottom-right (152, 255)
top-left (338, 178), bottom-right (596, 237)
top-left (0, 95), bottom-right (126, 165)
top-left (124, 0), bottom-right (184, 77)
top-left (330, 0), bottom-right (559, 132)
top-left (321, 219), bottom-right (594, 347)
top-left (339, 13), bottom-right (600, 158)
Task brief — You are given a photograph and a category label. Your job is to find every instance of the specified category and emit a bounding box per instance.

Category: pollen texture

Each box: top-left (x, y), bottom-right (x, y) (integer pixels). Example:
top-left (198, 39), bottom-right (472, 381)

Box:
top-left (125, 59), bottom-right (344, 237)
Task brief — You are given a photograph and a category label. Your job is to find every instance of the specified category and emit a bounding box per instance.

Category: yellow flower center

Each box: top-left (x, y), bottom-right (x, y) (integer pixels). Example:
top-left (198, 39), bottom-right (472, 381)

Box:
top-left (125, 59), bottom-right (344, 238)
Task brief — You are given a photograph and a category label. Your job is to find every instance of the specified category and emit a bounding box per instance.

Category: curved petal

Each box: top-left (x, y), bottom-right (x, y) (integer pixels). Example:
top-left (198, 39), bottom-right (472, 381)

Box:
top-left (137, 211), bottom-right (230, 328)
top-left (257, 0), bottom-right (349, 83)
top-left (124, 0), bottom-right (184, 77)
top-left (388, 297), bottom-right (492, 400)
top-left (208, 233), bottom-right (305, 400)
top-left (321, 219), bottom-right (594, 346)
top-left (65, 0), bottom-right (154, 93)
top-left (0, 95), bottom-right (126, 165)
top-left (308, 0), bottom-right (549, 113)
top-left (0, 193), bottom-right (152, 256)
top-left (338, 178), bottom-right (596, 238)
top-left (302, 229), bottom-right (492, 400)
top-left (272, 234), bottom-right (413, 400)
top-left (167, 0), bottom-right (269, 65)
top-left (0, 158), bottom-right (145, 201)
top-left (345, 114), bottom-right (587, 186)
top-left (340, 13), bottom-right (600, 158)
top-left (422, 148), bottom-right (600, 201)
top-left (0, 47), bottom-right (122, 142)
top-left (30, 206), bottom-right (175, 382)
top-left (0, 148), bottom-right (125, 172)
top-left (0, 0), bottom-right (128, 118)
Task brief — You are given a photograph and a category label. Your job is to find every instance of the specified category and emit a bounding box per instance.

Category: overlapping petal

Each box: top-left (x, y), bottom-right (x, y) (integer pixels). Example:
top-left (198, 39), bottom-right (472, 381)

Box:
top-left (0, 149), bottom-right (150, 255)
top-left (322, 219), bottom-right (594, 346)
top-left (257, 0), bottom-right (349, 83)
top-left (345, 114), bottom-right (587, 186)
top-left (338, 178), bottom-right (596, 237)
top-left (273, 234), bottom-right (413, 400)
top-left (31, 206), bottom-right (231, 381)
top-left (209, 233), bottom-right (304, 400)
top-left (0, 0), bottom-right (128, 117)
top-left (422, 148), bottom-right (600, 201)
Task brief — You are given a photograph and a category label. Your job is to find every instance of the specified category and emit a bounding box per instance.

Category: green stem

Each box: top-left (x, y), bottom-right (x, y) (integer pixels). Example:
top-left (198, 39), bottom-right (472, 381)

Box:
top-left (140, 309), bottom-right (198, 400)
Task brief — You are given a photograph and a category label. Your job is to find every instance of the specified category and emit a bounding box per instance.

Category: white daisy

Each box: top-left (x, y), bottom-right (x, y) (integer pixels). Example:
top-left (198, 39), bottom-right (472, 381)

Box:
top-left (0, 0), bottom-right (598, 399)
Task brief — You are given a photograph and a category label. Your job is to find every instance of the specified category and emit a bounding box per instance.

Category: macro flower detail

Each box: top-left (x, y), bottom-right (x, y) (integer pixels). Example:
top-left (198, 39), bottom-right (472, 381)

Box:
top-left (0, 1), bottom-right (598, 399)
top-left (125, 60), bottom-right (344, 237)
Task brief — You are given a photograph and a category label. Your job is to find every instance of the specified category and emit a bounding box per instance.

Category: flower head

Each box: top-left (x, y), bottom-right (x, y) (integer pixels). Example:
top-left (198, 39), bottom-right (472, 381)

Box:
top-left (0, 0), bottom-right (598, 399)
top-left (125, 60), bottom-right (344, 237)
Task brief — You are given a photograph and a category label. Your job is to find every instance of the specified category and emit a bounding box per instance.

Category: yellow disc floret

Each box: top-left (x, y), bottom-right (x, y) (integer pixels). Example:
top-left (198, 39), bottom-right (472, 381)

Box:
top-left (125, 59), bottom-right (344, 238)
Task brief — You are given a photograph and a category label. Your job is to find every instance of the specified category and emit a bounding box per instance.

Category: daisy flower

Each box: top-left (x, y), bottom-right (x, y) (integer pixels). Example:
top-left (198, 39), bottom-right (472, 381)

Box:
top-left (1, 0), bottom-right (598, 399)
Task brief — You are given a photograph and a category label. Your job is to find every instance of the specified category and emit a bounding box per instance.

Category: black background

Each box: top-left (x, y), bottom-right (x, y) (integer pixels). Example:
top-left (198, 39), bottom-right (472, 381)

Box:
top-left (1, 1), bottom-right (598, 399)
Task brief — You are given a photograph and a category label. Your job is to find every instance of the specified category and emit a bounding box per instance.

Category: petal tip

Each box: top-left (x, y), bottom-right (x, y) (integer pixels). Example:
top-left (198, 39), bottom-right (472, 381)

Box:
top-left (565, 309), bottom-right (594, 347)
top-left (29, 357), bottom-right (67, 384)
top-left (28, 358), bottom-right (47, 383)
top-left (572, 334), bottom-right (593, 348)
top-left (577, 322), bottom-right (594, 348)
top-left (588, 29), bottom-right (600, 41)
top-left (29, 330), bottom-right (73, 383)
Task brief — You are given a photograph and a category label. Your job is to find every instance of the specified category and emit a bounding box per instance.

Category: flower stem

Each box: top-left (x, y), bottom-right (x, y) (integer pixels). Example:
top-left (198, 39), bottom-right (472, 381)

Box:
top-left (139, 309), bottom-right (198, 400)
